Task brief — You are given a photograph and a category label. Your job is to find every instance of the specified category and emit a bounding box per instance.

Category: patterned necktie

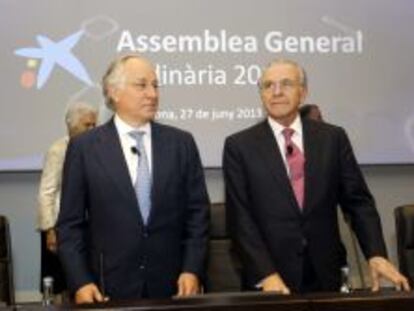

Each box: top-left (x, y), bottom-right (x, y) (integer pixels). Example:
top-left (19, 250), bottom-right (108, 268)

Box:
top-left (282, 128), bottom-right (305, 209)
top-left (129, 131), bottom-right (152, 224)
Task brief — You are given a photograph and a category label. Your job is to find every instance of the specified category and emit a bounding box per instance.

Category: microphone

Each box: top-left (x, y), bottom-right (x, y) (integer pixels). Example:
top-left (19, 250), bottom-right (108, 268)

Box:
top-left (286, 145), bottom-right (293, 156)
top-left (131, 146), bottom-right (141, 156)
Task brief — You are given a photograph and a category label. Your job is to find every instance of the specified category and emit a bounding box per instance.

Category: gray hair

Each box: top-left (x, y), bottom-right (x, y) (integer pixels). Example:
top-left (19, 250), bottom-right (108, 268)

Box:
top-left (260, 58), bottom-right (308, 89)
top-left (102, 54), bottom-right (146, 110)
top-left (65, 102), bottom-right (98, 129)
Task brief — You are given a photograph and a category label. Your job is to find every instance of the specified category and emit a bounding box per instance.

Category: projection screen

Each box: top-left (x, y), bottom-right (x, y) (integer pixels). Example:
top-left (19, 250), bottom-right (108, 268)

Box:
top-left (1, 0), bottom-right (414, 170)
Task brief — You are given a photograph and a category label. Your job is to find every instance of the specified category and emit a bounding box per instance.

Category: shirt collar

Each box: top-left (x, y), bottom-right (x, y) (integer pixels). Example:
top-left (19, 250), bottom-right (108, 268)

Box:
top-left (267, 114), bottom-right (303, 138)
top-left (114, 114), bottom-right (151, 137)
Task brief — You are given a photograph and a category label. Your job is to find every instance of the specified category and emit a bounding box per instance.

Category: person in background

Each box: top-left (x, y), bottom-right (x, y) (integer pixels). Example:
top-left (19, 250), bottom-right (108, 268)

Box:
top-left (299, 104), bottom-right (323, 122)
top-left (37, 102), bottom-right (98, 299)
top-left (223, 58), bottom-right (410, 294)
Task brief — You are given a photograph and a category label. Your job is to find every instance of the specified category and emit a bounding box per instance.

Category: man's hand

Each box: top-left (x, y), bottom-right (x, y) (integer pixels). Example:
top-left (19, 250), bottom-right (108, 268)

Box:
top-left (45, 228), bottom-right (57, 253)
top-left (368, 256), bottom-right (410, 291)
top-left (262, 273), bottom-right (291, 294)
top-left (176, 272), bottom-right (200, 297)
top-left (75, 283), bottom-right (106, 304)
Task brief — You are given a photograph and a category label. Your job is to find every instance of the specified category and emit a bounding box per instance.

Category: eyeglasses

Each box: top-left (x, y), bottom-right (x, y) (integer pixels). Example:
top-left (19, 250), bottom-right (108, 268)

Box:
top-left (258, 79), bottom-right (303, 92)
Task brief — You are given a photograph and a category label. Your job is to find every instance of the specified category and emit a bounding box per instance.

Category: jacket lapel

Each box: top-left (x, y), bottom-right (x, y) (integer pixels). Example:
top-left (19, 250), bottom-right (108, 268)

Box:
top-left (255, 121), bottom-right (302, 215)
top-left (93, 120), bottom-right (143, 223)
top-left (302, 120), bottom-right (321, 215)
top-left (147, 122), bottom-right (169, 225)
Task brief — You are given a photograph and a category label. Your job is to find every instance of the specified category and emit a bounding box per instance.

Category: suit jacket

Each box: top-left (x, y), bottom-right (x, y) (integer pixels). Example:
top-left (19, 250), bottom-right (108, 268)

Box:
top-left (223, 119), bottom-right (387, 292)
top-left (37, 136), bottom-right (69, 231)
top-left (57, 120), bottom-right (209, 299)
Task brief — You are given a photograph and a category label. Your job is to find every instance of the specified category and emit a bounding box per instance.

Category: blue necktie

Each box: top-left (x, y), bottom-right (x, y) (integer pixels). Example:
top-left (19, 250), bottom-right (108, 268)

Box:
top-left (129, 131), bottom-right (152, 224)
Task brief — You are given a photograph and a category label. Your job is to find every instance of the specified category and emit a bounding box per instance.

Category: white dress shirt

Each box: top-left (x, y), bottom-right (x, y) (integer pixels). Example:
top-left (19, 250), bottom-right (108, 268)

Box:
top-left (114, 114), bottom-right (153, 184)
top-left (267, 115), bottom-right (304, 175)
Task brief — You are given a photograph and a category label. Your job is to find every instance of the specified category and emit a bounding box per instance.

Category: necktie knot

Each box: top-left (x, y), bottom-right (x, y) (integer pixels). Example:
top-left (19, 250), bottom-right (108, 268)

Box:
top-left (129, 130), bottom-right (145, 140)
top-left (282, 128), bottom-right (294, 141)
top-left (129, 131), bottom-right (145, 149)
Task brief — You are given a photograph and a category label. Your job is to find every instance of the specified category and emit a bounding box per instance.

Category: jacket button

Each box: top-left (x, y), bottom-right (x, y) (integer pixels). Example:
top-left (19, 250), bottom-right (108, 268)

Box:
top-left (143, 229), bottom-right (150, 237)
top-left (301, 237), bottom-right (308, 247)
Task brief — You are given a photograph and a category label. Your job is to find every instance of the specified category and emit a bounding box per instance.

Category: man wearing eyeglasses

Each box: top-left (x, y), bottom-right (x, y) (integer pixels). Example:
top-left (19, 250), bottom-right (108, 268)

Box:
top-left (57, 55), bottom-right (209, 303)
top-left (223, 59), bottom-right (409, 294)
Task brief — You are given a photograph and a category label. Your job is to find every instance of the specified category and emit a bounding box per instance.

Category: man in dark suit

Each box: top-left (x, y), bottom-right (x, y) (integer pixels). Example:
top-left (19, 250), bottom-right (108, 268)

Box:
top-left (57, 55), bottom-right (209, 303)
top-left (223, 59), bottom-right (409, 294)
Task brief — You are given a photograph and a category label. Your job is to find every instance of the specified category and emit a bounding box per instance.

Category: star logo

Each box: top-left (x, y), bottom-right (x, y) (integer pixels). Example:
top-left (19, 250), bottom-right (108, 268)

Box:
top-left (14, 30), bottom-right (92, 89)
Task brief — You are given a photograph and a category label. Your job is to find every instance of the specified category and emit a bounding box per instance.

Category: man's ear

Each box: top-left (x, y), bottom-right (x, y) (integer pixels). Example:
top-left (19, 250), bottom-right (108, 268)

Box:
top-left (108, 85), bottom-right (119, 104)
top-left (300, 87), bottom-right (308, 104)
